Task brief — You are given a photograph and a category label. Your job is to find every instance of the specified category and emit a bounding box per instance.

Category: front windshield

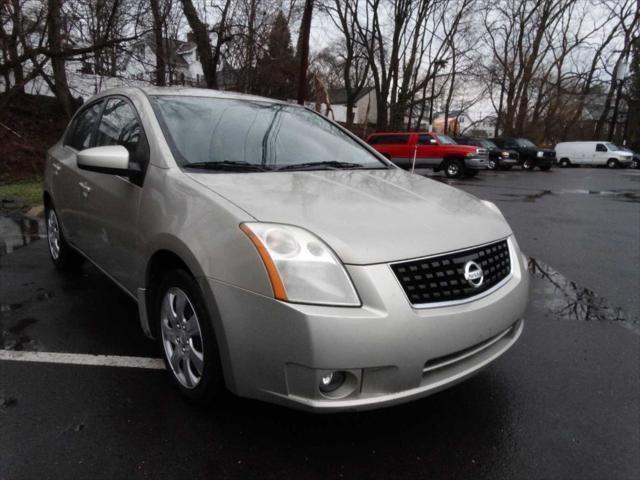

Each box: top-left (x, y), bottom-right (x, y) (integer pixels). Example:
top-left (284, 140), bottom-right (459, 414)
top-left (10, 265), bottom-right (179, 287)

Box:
top-left (437, 134), bottom-right (456, 144)
top-left (605, 143), bottom-right (620, 151)
top-left (516, 138), bottom-right (537, 148)
top-left (151, 96), bottom-right (388, 171)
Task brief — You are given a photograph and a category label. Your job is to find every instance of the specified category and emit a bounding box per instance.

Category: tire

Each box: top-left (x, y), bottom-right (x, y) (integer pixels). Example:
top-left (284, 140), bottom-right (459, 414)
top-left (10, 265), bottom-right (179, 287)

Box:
top-left (606, 158), bottom-right (618, 169)
top-left (444, 159), bottom-right (464, 178)
top-left (632, 159), bottom-right (639, 169)
top-left (45, 206), bottom-right (84, 271)
top-left (156, 269), bottom-right (225, 404)
top-left (522, 159), bottom-right (534, 170)
top-left (559, 158), bottom-right (571, 168)
top-left (539, 165), bottom-right (551, 171)
top-left (487, 159), bottom-right (497, 170)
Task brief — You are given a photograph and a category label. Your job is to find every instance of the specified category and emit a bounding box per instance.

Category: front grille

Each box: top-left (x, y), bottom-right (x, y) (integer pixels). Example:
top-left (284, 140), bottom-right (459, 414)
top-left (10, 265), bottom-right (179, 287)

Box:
top-left (391, 240), bottom-right (511, 306)
top-left (543, 151), bottom-right (555, 158)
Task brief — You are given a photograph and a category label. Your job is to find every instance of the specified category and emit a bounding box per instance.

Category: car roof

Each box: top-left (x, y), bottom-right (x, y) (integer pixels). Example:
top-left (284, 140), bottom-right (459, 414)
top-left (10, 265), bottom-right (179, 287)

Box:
top-left (86, 86), bottom-right (289, 106)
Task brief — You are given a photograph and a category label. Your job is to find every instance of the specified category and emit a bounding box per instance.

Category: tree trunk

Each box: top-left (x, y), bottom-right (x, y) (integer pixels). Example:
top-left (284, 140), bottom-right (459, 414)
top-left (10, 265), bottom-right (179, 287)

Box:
top-left (297, 0), bottom-right (314, 104)
top-left (150, 0), bottom-right (166, 86)
top-left (47, 0), bottom-right (77, 118)
top-left (180, 0), bottom-right (217, 88)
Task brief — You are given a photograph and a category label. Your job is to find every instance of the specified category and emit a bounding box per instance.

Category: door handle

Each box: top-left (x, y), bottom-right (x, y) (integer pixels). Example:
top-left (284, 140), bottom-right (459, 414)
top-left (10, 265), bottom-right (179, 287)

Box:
top-left (52, 163), bottom-right (62, 175)
top-left (79, 181), bottom-right (91, 198)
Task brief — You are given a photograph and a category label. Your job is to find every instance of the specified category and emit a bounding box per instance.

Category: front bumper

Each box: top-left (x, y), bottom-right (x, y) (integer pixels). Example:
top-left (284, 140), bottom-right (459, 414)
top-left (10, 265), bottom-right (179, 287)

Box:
top-left (205, 238), bottom-right (529, 412)
top-left (464, 156), bottom-right (488, 170)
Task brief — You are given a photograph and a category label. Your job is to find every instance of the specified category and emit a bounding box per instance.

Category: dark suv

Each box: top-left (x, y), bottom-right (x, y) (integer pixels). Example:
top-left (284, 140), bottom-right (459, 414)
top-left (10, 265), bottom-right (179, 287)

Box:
top-left (489, 137), bottom-right (554, 171)
top-left (454, 137), bottom-right (519, 170)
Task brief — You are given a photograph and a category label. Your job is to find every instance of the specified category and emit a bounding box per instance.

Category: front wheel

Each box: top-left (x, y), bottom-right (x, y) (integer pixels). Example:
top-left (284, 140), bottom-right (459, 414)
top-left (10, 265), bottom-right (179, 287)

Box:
top-left (487, 159), bottom-right (497, 170)
top-left (607, 159), bottom-right (619, 169)
top-left (46, 206), bottom-right (84, 271)
top-left (157, 269), bottom-right (225, 404)
top-left (444, 160), bottom-right (464, 178)
top-left (522, 159), bottom-right (534, 170)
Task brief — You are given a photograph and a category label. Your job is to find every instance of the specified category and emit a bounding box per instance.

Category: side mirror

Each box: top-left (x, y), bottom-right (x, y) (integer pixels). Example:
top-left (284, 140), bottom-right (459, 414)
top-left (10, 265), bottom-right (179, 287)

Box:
top-left (77, 145), bottom-right (138, 175)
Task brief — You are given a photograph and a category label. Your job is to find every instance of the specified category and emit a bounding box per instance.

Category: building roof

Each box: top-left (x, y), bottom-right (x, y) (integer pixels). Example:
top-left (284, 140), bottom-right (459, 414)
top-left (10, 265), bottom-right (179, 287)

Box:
top-left (329, 86), bottom-right (375, 105)
top-left (137, 35), bottom-right (192, 68)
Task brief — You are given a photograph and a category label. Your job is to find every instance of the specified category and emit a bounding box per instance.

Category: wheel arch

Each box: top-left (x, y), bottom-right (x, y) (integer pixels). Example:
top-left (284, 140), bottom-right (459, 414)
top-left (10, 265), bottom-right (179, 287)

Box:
top-left (142, 240), bottom-right (237, 391)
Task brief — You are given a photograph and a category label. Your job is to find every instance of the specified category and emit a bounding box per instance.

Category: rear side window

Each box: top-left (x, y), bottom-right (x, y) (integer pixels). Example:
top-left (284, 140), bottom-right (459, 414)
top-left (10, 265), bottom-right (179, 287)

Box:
top-left (369, 135), bottom-right (409, 145)
top-left (95, 97), bottom-right (149, 166)
top-left (66, 102), bottom-right (103, 150)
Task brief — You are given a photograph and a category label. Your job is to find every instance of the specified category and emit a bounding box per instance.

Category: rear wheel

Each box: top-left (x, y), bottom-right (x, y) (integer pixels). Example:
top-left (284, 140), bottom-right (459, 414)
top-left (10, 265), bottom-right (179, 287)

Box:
top-left (444, 159), bottom-right (464, 178)
top-left (607, 158), bottom-right (618, 169)
top-left (559, 158), bottom-right (571, 168)
top-left (46, 206), bottom-right (84, 271)
top-left (632, 159), bottom-right (639, 169)
top-left (487, 159), bottom-right (497, 170)
top-left (522, 159), bottom-right (534, 170)
top-left (157, 269), bottom-right (225, 404)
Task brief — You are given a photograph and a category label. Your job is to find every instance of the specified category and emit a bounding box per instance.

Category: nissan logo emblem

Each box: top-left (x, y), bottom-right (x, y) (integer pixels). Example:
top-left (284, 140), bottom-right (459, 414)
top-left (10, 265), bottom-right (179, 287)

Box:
top-left (464, 261), bottom-right (484, 288)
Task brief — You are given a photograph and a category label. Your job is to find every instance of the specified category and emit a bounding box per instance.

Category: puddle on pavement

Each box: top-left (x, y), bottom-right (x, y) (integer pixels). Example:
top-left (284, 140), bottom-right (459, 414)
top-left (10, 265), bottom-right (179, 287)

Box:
top-left (528, 258), bottom-right (639, 335)
top-left (0, 213), bottom-right (45, 256)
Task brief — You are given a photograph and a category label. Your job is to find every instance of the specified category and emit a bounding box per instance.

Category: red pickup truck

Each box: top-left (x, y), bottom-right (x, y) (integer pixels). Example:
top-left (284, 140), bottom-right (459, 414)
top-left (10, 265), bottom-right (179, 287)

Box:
top-left (366, 132), bottom-right (488, 178)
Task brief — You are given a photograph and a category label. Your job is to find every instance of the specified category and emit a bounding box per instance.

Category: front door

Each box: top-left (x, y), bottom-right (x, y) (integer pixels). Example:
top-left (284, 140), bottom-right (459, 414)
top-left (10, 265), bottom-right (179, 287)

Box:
top-left (80, 96), bottom-right (149, 292)
top-left (594, 143), bottom-right (608, 165)
top-left (415, 134), bottom-right (440, 167)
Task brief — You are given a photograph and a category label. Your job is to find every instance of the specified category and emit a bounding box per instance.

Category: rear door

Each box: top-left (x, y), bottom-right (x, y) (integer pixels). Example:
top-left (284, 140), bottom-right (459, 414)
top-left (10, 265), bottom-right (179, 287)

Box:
top-left (52, 100), bottom-right (105, 248)
top-left (79, 96), bottom-right (149, 292)
top-left (369, 134), bottom-right (412, 166)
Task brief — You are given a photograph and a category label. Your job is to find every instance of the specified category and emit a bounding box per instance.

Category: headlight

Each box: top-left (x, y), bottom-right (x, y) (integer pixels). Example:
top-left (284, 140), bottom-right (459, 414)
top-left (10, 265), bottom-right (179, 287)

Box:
top-left (536, 151), bottom-right (543, 157)
top-left (501, 151), bottom-right (509, 158)
top-left (240, 223), bottom-right (360, 306)
top-left (466, 150), bottom-right (477, 157)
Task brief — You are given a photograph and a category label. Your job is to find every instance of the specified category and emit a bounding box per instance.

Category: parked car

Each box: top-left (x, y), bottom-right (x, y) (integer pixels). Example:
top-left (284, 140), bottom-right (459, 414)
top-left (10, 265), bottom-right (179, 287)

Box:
top-left (555, 141), bottom-right (633, 168)
top-left (619, 146), bottom-right (640, 169)
top-left (489, 137), bottom-right (554, 170)
top-left (366, 131), bottom-right (488, 178)
top-left (44, 87), bottom-right (528, 412)
top-left (454, 136), bottom-right (519, 170)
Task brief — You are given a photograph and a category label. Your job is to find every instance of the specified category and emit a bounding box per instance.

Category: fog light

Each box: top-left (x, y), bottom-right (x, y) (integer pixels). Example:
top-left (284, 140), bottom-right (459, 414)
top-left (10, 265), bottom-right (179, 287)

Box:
top-left (319, 371), bottom-right (346, 393)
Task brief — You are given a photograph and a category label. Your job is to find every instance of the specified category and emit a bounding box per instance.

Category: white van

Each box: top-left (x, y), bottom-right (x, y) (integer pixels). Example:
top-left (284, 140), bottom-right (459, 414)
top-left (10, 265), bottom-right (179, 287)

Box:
top-left (555, 141), bottom-right (633, 168)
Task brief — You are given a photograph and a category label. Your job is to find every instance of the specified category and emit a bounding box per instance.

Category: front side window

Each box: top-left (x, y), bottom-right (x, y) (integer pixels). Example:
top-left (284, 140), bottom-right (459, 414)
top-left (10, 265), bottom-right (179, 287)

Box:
top-left (418, 134), bottom-right (435, 145)
top-left (151, 96), bottom-right (388, 171)
top-left (604, 143), bottom-right (619, 151)
top-left (66, 101), bottom-right (103, 150)
top-left (95, 97), bottom-right (148, 166)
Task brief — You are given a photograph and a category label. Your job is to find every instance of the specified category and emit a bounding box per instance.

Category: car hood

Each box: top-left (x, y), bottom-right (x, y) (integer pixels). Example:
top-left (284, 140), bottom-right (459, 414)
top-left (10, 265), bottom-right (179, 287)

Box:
top-left (188, 169), bottom-right (512, 265)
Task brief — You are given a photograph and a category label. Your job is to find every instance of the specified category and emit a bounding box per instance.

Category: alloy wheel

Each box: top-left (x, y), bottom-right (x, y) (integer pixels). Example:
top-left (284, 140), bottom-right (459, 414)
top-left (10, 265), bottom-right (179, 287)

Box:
top-left (47, 209), bottom-right (61, 260)
top-left (160, 287), bottom-right (205, 389)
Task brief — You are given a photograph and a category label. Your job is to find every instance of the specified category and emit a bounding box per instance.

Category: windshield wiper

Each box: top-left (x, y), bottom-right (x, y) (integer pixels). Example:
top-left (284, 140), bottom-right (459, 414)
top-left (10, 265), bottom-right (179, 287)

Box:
top-left (183, 160), bottom-right (269, 172)
top-left (277, 161), bottom-right (365, 171)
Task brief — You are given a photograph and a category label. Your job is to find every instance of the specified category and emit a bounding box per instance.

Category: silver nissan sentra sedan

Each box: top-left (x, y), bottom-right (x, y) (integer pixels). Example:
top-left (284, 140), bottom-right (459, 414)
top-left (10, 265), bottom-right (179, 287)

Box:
top-left (43, 87), bottom-right (529, 411)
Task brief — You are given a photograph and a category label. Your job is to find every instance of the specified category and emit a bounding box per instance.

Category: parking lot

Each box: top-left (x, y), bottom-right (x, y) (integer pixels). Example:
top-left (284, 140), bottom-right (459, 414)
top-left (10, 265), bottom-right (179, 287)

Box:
top-left (1, 167), bottom-right (639, 480)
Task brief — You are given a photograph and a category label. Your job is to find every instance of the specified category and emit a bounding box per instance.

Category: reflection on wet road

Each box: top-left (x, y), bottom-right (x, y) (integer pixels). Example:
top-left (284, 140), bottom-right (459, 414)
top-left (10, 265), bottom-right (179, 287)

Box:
top-left (529, 258), bottom-right (639, 335)
top-left (0, 213), bottom-right (44, 256)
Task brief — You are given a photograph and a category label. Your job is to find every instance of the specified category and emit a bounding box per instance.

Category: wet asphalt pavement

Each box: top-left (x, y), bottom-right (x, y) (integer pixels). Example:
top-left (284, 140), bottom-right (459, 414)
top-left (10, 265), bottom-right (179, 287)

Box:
top-left (1, 168), bottom-right (639, 479)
